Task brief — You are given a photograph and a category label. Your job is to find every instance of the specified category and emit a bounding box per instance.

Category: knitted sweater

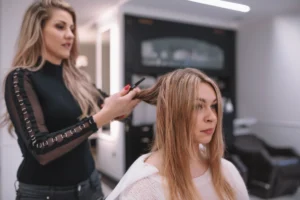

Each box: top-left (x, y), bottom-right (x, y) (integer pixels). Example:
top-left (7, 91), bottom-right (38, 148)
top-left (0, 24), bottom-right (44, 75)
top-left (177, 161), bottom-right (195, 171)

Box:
top-left (106, 154), bottom-right (249, 200)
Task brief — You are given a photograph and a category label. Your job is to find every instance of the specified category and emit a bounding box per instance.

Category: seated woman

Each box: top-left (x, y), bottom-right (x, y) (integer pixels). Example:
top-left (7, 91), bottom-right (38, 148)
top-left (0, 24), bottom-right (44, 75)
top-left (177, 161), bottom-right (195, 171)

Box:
top-left (106, 68), bottom-right (249, 200)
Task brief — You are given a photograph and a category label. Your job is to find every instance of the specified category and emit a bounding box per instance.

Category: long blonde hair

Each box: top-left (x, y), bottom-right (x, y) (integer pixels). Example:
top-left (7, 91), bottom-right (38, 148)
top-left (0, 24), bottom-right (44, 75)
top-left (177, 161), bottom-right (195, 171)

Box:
top-left (1, 0), bottom-right (102, 133)
top-left (136, 68), bottom-right (235, 200)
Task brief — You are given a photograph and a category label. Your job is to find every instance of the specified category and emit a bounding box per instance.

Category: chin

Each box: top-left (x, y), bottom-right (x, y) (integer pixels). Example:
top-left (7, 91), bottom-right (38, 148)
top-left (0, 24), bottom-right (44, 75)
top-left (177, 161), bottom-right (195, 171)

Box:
top-left (61, 54), bottom-right (70, 59)
top-left (196, 136), bottom-right (213, 144)
top-left (58, 51), bottom-right (71, 59)
top-left (195, 133), bottom-right (213, 144)
top-left (200, 139), bottom-right (212, 145)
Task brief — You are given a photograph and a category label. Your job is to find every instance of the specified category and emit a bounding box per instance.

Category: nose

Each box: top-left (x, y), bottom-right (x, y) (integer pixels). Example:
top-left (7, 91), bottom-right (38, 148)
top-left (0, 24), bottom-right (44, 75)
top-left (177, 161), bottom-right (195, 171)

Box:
top-left (205, 108), bottom-right (217, 123)
top-left (65, 28), bottom-right (74, 39)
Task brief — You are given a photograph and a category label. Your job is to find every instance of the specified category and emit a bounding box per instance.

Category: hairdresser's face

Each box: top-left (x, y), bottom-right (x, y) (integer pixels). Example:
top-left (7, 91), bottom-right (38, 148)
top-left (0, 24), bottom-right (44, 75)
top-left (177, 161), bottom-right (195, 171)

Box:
top-left (42, 9), bottom-right (74, 64)
top-left (192, 83), bottom-right (218, 144)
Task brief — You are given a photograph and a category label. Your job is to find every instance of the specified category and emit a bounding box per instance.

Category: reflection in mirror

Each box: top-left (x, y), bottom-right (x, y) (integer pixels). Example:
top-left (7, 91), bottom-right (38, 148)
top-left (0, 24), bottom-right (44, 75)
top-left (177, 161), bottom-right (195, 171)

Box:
top-left (142, 37), bottom-right (224, 69)
top-left (101, 29), bottom-right (110, 131)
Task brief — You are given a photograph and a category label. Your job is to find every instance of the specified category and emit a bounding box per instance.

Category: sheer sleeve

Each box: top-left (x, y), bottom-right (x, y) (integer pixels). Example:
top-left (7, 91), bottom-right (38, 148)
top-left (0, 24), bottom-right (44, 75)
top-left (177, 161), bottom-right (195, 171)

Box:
top-left (4, 68), bottom-right (99, 165)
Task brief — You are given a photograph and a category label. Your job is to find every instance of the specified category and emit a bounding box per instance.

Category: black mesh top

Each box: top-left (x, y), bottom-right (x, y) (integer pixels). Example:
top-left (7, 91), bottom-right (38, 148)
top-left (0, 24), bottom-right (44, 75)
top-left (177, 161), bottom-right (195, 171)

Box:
top-left (4, 60), bottom-right (107, 186)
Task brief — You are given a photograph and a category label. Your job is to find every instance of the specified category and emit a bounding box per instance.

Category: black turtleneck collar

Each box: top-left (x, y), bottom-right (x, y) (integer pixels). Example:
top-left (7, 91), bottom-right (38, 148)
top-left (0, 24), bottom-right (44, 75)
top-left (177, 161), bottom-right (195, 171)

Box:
top-left (37, 57), bottom-right (64, 79)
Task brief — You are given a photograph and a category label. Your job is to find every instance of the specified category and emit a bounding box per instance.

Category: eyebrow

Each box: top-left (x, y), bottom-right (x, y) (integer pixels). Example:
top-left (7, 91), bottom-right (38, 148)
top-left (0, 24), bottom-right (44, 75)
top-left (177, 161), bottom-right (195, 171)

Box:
top-left (197, 98), bottom-right (217, 103)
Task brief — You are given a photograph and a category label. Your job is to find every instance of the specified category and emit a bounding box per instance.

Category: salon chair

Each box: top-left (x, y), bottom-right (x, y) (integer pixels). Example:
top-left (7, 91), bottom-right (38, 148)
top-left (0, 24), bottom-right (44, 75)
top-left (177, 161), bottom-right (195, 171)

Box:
top-left (232, 134), bottom-right (300, 198)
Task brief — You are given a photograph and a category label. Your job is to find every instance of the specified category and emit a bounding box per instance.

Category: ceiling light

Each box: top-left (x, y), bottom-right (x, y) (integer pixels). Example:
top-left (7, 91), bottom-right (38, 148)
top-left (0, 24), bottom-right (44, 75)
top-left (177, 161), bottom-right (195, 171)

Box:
top-left (187, 0), bottom-right (250, 13)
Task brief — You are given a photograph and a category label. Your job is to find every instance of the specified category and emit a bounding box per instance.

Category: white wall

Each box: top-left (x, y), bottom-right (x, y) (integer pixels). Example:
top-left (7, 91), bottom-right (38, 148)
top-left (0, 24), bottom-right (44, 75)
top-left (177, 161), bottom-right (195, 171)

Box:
top-left (0, 1), bottom-right (34, 199)
top-left (237, 14), bottom-right (300, 153)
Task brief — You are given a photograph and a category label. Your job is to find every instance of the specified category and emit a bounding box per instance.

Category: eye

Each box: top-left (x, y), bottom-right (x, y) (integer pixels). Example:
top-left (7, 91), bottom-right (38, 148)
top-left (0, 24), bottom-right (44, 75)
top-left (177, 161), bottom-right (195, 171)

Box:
top-left (211, 104), bottom-right (217, 110)
top-left (56, 24), bottom-right (64, 30)
top-left (194, 104), bottom-right (203, 110)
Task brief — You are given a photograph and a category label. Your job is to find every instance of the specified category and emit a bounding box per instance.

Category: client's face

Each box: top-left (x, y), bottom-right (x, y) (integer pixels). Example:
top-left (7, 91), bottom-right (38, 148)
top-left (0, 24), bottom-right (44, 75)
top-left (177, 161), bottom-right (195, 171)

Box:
top-left (192, 83), bottom-right (218, 144)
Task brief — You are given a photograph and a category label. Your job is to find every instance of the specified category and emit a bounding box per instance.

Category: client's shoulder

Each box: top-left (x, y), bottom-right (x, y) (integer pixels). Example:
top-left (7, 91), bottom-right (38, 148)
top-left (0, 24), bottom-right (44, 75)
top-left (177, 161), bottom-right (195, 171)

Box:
top-left (220, 158), bottom-right (243, 178)
top-left (144, 151), bottom-right (162, 171)
top-left (221, 158), bottom-right (249, 198)
top-left (221, 158), bottom-right (237, 171)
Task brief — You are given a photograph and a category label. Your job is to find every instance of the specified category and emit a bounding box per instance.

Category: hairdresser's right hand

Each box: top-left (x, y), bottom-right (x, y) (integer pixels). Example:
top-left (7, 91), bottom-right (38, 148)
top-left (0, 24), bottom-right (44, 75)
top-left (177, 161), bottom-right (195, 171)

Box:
top-left (102, 85), bottom-right (140, 118)
top-left (104, 86), bottom-right (139, 117)
top-left (93, 85), bottom-right (140, 127)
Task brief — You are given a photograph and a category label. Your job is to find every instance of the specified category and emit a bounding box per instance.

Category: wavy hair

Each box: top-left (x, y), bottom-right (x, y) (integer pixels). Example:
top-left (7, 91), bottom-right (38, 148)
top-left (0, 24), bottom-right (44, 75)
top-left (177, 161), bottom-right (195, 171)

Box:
top-left (1, 0), bottom-right (103, 134)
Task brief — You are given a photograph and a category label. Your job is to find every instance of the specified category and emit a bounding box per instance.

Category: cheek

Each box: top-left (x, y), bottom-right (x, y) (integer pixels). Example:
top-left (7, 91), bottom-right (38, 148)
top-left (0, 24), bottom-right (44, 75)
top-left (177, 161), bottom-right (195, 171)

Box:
top-left (192, 115), bottom-right (202, 135)
top-left (44, 29), bottom-right (61, 48)
top-left (193, 113), bottom-right (202, 126)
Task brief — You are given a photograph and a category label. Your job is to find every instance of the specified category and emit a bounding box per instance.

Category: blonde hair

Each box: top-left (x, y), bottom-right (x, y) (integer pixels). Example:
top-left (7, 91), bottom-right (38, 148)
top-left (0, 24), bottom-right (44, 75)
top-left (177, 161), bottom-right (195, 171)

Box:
top-left (1, 0), bottom-right (102, 133)
top-left (136, 68), bottom-right (235, 200)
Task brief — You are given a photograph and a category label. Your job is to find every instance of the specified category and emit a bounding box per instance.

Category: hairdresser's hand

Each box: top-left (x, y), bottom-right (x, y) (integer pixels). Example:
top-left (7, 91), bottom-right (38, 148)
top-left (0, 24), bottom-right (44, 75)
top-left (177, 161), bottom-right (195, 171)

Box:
top-left (100, 85), bottom-right (140, 120)
top-left (115, 86), bottom-right (141, 120)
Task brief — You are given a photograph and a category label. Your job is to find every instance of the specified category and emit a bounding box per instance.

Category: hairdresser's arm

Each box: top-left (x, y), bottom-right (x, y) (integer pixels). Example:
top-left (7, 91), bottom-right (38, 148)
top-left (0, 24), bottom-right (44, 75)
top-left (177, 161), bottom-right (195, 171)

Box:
top-left (5, 68), bottom-right (138, 165)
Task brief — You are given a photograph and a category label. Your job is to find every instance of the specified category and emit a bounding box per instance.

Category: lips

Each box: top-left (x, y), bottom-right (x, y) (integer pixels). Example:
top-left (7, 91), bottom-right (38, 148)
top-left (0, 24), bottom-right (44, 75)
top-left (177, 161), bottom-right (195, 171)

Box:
top-left (62, 43), bottom-right (72, 49)
top-left (201, 128), bottom-right (214, 135)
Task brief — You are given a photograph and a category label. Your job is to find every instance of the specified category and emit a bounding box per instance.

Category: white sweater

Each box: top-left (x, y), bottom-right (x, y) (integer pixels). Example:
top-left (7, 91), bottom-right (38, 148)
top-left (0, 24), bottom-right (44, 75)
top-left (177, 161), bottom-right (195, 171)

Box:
top-left (106, 154), bottom-right (250, 200)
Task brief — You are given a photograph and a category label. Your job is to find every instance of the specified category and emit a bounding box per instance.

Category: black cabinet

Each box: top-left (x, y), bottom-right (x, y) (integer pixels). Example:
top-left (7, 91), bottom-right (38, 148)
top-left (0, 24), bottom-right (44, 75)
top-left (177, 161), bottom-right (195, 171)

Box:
top-left (125, 125), bottom-right (154, 170)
